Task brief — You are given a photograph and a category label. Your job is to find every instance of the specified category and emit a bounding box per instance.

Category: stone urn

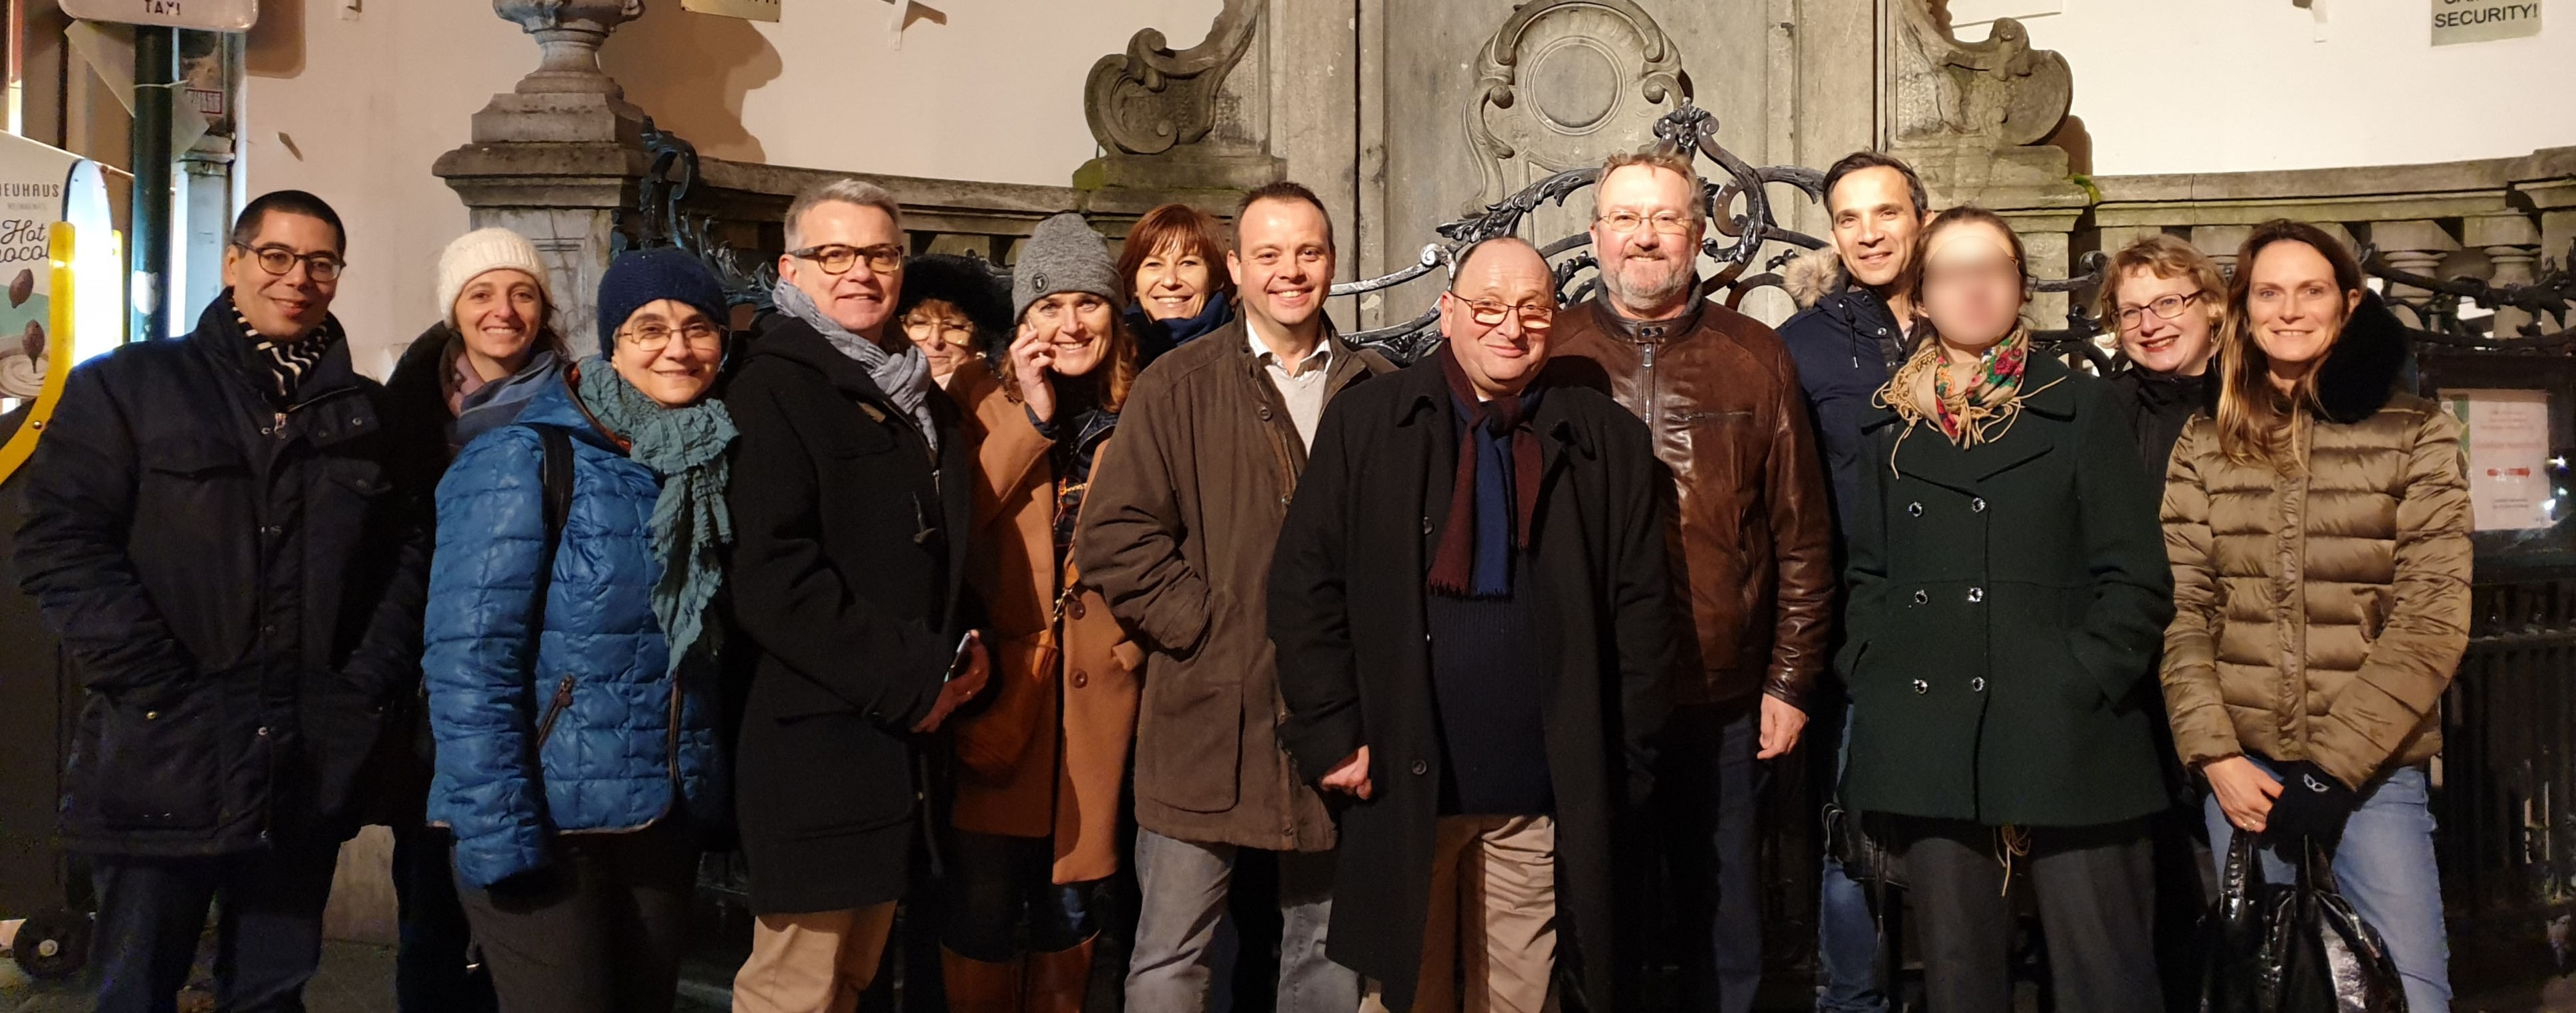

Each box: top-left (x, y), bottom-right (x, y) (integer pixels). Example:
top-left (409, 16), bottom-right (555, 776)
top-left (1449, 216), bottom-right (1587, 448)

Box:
top-left (495, 0), bottom-right (646, 96)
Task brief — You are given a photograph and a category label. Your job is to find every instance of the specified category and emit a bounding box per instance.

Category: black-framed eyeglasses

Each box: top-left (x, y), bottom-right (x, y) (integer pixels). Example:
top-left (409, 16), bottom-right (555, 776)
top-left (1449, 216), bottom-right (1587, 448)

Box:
top-left (618, 320), bottom-right (725, 353)
top-left (1454, 295), bottom-right (1556, 332)
top-left (2115, 290), bottom-right (2205, 331)
top-left (233, 243), bottom-right (344, 282)
top-left (789, 243), bottom-right (904, 277)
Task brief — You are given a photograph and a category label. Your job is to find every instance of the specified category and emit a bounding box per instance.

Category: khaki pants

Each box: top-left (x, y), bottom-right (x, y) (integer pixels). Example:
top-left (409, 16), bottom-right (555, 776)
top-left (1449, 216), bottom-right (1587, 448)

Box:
top-left (731, 902), bottom-right (897, 1013)
top-left (1362, 815), bottom-right (1558, 1013)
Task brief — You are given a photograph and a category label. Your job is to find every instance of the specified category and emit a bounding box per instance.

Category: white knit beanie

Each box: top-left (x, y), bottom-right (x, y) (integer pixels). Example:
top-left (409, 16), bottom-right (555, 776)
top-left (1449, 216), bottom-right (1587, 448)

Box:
top-left (436, 228), bottom-right (553, 327)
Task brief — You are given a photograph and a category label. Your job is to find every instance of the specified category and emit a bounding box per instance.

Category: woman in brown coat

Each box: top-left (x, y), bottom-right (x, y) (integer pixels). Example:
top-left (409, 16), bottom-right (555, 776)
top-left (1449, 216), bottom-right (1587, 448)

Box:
top-left (2160, 219), bottom-right (2470, 1013)
top-left (942, 213), bottom-right (1143, 1011)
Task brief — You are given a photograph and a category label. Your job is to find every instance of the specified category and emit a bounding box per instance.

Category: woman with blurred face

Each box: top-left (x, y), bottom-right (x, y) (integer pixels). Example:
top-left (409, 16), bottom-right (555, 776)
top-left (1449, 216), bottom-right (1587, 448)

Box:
top-left (1118, 203), bottom-right (1236, 362)
top-left (940, 213), bottom-right (1143, 1010)
top-left (2100, 235), bottom-right (2226, 484)
top-left (426, 249), bottom-right (737, 1013)
top-left (1840, 207), bottom-right (2175, 1013)
top-left (2162, 220), bottom-right (2466, 1013)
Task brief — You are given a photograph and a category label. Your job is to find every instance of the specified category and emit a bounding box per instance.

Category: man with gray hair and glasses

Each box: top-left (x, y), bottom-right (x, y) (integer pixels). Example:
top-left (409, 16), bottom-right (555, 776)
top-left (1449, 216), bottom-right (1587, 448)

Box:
top-left (725, 178), bottom-right (992, 1012)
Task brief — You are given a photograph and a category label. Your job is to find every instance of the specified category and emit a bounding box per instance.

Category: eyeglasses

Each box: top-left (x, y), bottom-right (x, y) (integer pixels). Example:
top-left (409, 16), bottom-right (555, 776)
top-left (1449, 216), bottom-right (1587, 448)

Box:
top-left (902, 313), bottom-right (977, 348)
top-left (1456, 296), bottom-right (1555, 332)
top-left (1594, 210), bottom-right (1699, 235)
top-left (2115, 290), bottom-right (2205, 331)
top-left (235, 243), bottom-right (344, 282)
top-left (618, 321), bottom-right (725, 353)
top-left (789, 243), bottom-right (904, 277)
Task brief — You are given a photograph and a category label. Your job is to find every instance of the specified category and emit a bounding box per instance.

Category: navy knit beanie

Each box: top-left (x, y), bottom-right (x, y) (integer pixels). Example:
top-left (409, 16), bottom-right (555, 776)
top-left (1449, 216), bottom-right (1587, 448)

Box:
top-left (597, 247), bottom-right (731, 346)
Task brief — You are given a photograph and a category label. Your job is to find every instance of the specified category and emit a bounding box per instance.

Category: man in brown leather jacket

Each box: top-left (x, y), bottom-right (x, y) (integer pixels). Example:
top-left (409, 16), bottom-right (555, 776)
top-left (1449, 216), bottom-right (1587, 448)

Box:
top-left (1550, 148), bottom-right (1835, 1012)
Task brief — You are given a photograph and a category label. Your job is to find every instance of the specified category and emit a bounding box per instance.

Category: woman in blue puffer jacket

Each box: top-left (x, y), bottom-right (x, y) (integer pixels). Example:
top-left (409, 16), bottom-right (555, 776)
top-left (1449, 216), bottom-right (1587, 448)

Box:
top-left (424, 248), bottom-right (737, 1013)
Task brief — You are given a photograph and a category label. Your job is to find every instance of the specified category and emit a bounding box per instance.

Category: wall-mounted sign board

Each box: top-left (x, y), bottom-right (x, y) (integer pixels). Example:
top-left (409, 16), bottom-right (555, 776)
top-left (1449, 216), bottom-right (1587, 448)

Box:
top-left (2432, 0), bottom-right (2542, 45)
top-left (682, 0), bottom-right (780, 22)
top-left (2444, 388), bottom-right (2557, 530)
top-left (61, 0), bottom-right (255, 31)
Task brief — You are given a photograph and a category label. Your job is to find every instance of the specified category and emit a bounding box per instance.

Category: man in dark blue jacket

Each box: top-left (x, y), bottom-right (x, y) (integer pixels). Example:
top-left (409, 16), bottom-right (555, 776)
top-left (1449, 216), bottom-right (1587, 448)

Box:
top-left (1775, 151), bottom-right (1932, 1013)
top-left (14, 191), bottom-right (428, 1013)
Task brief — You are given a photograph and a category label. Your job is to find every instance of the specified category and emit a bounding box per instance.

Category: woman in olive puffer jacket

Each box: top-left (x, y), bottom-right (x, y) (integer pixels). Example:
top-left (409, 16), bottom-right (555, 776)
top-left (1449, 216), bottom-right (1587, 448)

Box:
top-left (2159, 219), bottom-right (2470, 1013)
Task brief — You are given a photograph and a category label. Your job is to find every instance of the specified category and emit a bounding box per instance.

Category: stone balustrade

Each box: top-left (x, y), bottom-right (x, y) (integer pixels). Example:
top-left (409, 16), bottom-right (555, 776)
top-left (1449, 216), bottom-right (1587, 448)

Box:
top-left (2081, 146), bottom-right (2576, 338)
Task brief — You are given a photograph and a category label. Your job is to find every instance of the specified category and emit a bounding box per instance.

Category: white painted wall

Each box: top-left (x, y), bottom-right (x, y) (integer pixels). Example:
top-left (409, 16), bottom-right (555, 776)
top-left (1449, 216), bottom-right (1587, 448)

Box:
top-left (1947, 0), bottom-right (2576, 176)
top-left (243, 0), bottom-right (1218, 375)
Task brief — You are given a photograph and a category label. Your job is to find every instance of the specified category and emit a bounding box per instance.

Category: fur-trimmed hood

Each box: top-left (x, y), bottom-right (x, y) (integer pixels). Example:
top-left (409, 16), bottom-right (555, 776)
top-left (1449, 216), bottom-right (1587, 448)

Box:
top-left (1784, 247), bottom-right (1849, 310)
top-left (2311, 290), bottom-right (2412, 425)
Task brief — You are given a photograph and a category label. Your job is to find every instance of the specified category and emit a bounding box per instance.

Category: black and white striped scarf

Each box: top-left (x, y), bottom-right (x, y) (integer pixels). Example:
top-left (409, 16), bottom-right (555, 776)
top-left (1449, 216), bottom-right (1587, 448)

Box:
top-left (235, 304), bottom-right (343, 406)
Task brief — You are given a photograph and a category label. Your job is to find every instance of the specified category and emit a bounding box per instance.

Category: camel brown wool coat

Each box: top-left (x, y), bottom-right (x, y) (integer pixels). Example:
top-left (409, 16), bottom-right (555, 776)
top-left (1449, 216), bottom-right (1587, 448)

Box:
top-left (2160, 296), bottom-right (2472, 791)
top-left (1074, 317), bottom-right (1393, 851)
top-left (948, 373), bottom-right (1141, 885)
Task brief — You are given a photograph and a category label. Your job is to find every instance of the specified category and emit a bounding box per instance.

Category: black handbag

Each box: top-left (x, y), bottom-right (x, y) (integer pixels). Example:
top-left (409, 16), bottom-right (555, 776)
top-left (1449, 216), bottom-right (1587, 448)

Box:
top-left (2202, 830), bottom-right (2410, 1012)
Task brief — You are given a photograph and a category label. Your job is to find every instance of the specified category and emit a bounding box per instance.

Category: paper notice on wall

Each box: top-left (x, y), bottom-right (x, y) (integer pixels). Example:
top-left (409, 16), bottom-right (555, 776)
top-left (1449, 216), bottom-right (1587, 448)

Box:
top-left (2432, 0), bottom-right (2542, 45)
top-left (2444, 388), bottom-right (2556, 530)
top-left (681, 0), bottom-right (780, 21)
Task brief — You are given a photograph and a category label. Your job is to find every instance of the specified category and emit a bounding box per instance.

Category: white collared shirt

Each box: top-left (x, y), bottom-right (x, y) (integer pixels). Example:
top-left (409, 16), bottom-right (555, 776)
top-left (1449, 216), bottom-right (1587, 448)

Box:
top-left (1251, 328), bottom-right (1333, 449)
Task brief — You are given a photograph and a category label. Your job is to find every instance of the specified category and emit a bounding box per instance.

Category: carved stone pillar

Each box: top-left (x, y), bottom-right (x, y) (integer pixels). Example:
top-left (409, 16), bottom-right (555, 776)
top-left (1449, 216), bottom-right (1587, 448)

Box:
top-left (2465, 213), bottom-right (2543, 336)
top-left (438, 1), bottom-right (656, 358)
top-left (2190, 225), bottom-right (2252, 273)
top-left (2369, 219), bottom-right (2460, 304)
top-left (1075, 0), bottom-right (1283, 193)
top-left (2508, 147), bottom-right (2576, 320)
top-left (1462, 0), bottom-right (1688, 241)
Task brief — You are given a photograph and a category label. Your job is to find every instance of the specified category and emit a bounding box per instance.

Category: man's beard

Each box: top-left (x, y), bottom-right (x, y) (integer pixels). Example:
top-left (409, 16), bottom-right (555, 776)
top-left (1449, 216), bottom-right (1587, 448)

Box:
top-left (1602, 255), bottom-right (1694, 308)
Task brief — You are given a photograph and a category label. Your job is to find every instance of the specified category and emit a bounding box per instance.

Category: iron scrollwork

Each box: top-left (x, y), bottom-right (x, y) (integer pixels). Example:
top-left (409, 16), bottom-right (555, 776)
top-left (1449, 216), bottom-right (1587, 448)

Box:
top-left (613, 117), bottom-right (778, 310)
top-left (2361, 242), bottom-right (2576, 353)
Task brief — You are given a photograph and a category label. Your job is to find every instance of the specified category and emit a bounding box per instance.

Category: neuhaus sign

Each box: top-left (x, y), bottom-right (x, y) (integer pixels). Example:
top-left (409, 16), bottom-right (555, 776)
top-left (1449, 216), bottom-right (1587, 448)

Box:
top-left (61, 0), bottom-right (256, 31)
top-left (2431, 0), bottom-right (2542, 45)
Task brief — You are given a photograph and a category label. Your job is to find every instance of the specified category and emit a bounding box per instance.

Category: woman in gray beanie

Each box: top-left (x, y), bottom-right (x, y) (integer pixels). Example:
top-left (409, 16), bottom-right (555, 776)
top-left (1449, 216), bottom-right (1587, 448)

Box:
top-left (940, 212), bottom-right (1144, 1009)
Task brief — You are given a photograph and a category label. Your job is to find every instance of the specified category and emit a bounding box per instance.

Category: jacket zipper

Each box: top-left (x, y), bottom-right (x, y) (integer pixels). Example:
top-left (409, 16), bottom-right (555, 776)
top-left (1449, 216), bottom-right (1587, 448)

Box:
top-left (534, 675), bottom-right (576, 748)
top-left (1640, 341), bottom-right (1661, 435)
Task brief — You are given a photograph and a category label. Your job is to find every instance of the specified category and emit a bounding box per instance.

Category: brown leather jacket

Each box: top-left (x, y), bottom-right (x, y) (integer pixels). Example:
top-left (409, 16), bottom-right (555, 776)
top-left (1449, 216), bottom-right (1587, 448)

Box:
top-left (1553, 296), bottom-right (1835, 707)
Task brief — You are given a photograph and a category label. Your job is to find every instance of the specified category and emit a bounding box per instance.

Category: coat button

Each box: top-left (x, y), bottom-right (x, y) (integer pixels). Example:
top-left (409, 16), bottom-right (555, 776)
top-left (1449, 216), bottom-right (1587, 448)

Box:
top-left (1966, 587), bottom-right (1984, 603)
top-left (1259, 407), bottom-right (1273, 421)
top-left (1411, 760), bottom-right (1428, 776)
top-left (1067, 598), bottom-right (1087, 620)
top-left (1071, 671), bottom-right (1089, 689)
top-left (1970, 677), bottom-right (1986, 693)
top-left (1907, 501), bottom-right (1924, 518)
top-left (1421, 516), bottom-right (1432, 535)
top-left (1912, 679), bottom-right (1930, 695)
top-left (1912, 590), bottom-right (1928, 606)
top-left (256, 726), bottom-right (270, 738)
top-left (144, 710), bottom-right (160, 721)
top-left (1971, 497), bottom-right (1987, 512)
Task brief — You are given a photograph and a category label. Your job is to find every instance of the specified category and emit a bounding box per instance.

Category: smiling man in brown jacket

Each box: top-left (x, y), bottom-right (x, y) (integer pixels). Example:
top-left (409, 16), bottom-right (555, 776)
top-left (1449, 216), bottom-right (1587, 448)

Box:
top-left (1075, 181), bottom-right (1392, 1012)
top-left (1549, 148), bottom-right (1836, 1012)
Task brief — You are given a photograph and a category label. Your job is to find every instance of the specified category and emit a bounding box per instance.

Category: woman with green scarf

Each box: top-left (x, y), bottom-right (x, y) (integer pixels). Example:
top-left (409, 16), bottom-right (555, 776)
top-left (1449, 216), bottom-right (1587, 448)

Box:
top-left (1835, 207), bottom-right (2175, 1012)
top-left (424, 248), bottom-right (737, 1013)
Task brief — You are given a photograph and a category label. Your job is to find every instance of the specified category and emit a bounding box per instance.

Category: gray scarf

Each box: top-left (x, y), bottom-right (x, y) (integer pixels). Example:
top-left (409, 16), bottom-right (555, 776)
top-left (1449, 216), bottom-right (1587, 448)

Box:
top-left (771, 279), bottom-right (938, 453)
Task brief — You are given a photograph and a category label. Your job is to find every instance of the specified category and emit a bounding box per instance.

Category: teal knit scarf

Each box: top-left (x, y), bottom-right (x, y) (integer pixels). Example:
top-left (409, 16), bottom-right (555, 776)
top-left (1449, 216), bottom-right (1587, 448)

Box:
top-left (573, 360), bottom-right (737, 675)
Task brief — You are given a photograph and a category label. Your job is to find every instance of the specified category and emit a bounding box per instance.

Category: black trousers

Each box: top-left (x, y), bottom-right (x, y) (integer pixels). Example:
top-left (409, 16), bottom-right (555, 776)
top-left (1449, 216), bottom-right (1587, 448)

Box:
top-left (91, 835), bottom-right (342, 1013)
top-left (1890, 816), bottom-right (2160, 1013)
top-left (453, 817), bottom-right (698, 1013)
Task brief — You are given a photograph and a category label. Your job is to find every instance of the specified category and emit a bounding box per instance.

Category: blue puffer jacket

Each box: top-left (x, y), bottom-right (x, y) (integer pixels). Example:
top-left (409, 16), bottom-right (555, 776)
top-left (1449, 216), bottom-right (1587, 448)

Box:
top-left (424, 379), bottom-right (721, 887)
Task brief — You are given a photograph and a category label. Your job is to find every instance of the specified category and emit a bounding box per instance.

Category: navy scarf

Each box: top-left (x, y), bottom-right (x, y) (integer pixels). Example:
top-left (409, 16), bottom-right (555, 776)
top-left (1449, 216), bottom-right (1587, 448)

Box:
top-left (1428, 344), bottom-right (1544, 598)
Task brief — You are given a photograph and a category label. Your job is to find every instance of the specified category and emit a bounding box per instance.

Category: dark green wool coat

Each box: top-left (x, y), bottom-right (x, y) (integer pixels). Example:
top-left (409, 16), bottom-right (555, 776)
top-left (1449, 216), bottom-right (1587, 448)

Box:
top-left (1837, 352), bottom-right (2174, 828)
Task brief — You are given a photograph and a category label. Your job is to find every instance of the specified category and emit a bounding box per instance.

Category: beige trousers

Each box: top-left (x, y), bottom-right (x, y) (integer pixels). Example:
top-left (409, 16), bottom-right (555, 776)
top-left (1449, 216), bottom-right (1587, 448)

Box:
top-left (730, 901), bottom-right (898, 1013)
top-left (1362, 815), bottom-right (1559, 1013)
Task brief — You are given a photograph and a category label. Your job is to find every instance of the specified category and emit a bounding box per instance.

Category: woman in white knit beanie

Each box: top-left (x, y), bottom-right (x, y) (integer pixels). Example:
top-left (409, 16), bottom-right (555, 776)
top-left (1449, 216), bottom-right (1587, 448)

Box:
top-left (388, 227), bottom-right (570, 451)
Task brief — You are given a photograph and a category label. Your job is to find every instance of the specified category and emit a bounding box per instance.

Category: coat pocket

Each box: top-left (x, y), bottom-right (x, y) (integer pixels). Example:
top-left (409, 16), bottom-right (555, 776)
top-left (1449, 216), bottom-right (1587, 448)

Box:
top-left (1138, 676), bottom-right (1241, 814)
top-left (81, 689), bottom-right (223, 831)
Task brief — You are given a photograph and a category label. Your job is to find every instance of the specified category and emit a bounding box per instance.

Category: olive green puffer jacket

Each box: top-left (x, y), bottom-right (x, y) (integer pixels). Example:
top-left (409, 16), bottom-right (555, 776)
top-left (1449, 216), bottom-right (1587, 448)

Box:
top-left (2158, 296), bottom-right (2472, 791)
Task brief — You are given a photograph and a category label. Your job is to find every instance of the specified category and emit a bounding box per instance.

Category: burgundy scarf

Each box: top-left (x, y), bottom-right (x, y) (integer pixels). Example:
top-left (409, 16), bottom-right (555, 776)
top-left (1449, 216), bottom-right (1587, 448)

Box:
top-left (1428, 344), bottom-right (1544, 597)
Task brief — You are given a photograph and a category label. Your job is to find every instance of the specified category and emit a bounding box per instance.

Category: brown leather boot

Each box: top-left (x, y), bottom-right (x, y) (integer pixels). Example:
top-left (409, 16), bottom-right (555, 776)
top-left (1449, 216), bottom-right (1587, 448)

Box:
top-left (1019, 935), bottom-right (1097, 1013)
top-left (941, 946), bottom-right (1025, 1013)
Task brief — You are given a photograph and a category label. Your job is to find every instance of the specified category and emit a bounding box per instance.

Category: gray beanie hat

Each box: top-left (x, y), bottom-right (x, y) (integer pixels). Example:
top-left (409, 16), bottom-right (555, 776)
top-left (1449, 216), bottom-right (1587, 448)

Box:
top-left (1012, 213), bottom-right (1123, 322)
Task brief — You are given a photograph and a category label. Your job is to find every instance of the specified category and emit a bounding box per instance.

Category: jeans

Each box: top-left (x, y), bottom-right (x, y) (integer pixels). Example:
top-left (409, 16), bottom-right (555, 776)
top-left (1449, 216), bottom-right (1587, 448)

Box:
top-left (1813, 703), bottom-right (1886, 1013)
top-left (90, 836), bottom-right (344, 1013)
top-left (390, 823), bottom-right (496, 1013)
top-left (2202, 758), bottom-right (2451, 1013)
top-left (1651, 701), bottom-right (1764, 1013)
top-left (1126, 827), bottom-right (1358, 1013)
top-left (941, 829), bottom-right (1097, 961)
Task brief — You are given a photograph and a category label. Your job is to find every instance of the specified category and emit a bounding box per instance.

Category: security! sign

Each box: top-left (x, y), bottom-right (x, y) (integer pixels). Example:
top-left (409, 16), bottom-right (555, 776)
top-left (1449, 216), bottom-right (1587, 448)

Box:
top-left (2432, 0), bottom-right (2543, 45)
top-left (61, 0), bottom-right (257, 31)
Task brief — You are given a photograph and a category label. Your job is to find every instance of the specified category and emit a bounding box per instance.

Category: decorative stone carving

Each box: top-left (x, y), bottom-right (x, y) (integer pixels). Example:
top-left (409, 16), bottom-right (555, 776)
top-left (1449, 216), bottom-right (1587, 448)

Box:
top-left (495, 0), bottom-right (645, 96)
top-left (1075, 0), bottom-right (1279, 191)
top-left (1889, 0), bottom-right (2071, 150)
top-left (1463, 0), bottom-right (1688, 225)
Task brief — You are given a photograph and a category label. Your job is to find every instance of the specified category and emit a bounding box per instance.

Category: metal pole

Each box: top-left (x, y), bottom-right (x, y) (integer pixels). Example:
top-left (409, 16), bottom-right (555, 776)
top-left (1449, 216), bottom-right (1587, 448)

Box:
top-left (130, 25), bottom-right (174, 342)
